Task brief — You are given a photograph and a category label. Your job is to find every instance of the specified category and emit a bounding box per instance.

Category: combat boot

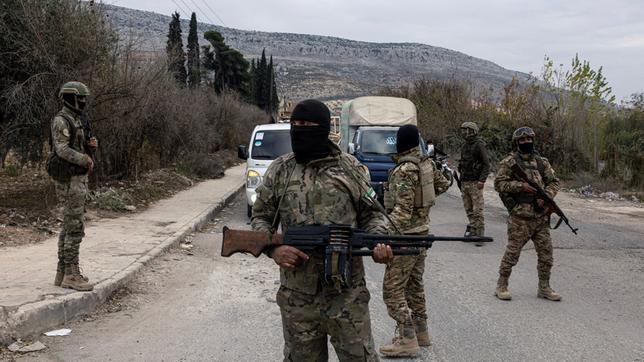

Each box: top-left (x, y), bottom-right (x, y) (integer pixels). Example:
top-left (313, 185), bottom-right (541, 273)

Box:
top-left (413, 319), bottom-right (432, 347)
top-left (61, 264), bottom-right (93, 291)
top-left (464, 225), bottom-right (472, 237)
top-left (379, 324), bottom-right (420, 357)
top-left (537, 281), bottom-right (562, 301)
top-left (75, 263), bottom-right (90, 283)
top-left (54, 270), bottom-right (64, 287)
top-left (495, 276), bottom-right (512, 300)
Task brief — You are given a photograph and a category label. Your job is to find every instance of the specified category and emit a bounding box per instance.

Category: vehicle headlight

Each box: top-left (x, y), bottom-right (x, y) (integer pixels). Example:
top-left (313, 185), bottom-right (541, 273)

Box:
top-left (247, 170), bottom-right (262, 189)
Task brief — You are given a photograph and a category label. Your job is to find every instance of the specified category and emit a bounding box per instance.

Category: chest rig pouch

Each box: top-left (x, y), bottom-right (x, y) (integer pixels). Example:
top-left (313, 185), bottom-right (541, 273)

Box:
top-left (384, 155), bottom-right (435, 211)
top-left (500, 154), bottom-right (546, 212)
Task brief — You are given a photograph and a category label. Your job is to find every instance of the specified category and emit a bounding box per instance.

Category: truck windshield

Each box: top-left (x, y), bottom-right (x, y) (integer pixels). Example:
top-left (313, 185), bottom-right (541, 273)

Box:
top-left (359, 129), bottom-right (398, 155)
top-left (251, 130), bottom-right (292, 160)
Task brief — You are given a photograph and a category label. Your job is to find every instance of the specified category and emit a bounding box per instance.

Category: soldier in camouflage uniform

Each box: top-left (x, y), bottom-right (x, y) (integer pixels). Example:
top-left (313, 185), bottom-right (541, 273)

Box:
top-left (458, 122), bottom-right (490, 246)
top-left (379, 125), bottom-right (450, 358)
top-left (51, 81), bottom-right (96, 292)
top-left (251, 99), bottom-right (394, 362)
top-left (494, 127), bottom-right (562, 301)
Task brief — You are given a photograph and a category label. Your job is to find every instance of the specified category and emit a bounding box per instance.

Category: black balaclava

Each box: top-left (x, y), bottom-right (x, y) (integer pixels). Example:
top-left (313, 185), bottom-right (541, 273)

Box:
top-left (396, 124), bottom-right (419, 154)
top-left (518, 141), bottom-right (534, 154)
top-left (290, 99), bottom-right (331, 164)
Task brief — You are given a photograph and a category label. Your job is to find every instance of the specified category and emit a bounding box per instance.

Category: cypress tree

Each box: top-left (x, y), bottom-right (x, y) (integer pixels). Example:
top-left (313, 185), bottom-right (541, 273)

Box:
top-left (166, 12), bottom-right (186, 86)
top-left (186, 12), bottom-right (200, 88)
top-left (268, 55), bottom-right (279, 115)
top-left (202, 30), bottom-right (250, 96)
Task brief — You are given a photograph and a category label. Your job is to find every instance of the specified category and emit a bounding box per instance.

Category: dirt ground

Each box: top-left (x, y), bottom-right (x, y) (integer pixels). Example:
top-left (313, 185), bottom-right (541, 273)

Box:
top-left (0, 150), bottom-right (240, 248)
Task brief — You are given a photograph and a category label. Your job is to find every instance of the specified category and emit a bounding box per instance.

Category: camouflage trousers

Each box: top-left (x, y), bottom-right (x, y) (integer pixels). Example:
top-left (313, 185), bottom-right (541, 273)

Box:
top-left (499, 215), bottom-right (553, 282)
top-left (276, 284), bottom-right (379, 362)
top-left (55, 175), bottom-right (88, 271)
top-left (461, 181), bottom-right (485, 235)
top-left (382, 252), bottom-right (427, 327)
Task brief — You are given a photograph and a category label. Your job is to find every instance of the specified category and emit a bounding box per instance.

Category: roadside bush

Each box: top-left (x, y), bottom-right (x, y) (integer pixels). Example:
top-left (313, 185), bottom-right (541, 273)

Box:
top-left (0, 0), bottom-right (268, 181)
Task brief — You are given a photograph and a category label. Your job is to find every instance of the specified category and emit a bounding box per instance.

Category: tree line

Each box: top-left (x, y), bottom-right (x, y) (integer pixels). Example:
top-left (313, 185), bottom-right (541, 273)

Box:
top-left (0, 1), bottom-right (269, 179)
top-left (166, 12), bottom-right (279, 115)
top-left (381, 56), bottom-right (643, 191)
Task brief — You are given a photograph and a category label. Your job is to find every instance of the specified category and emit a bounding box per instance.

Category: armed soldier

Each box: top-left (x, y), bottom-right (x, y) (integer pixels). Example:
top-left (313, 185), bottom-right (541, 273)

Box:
top-left (251, 99), bottom-right (393, 361)
top-left (379, 125), bottom-right (450, 357)
top-left (458, 122), bottom-right (490, 246)
top-left (49, 81), bottom-right (96, 292)
top-left (494, 127), bottom-right (562, 301)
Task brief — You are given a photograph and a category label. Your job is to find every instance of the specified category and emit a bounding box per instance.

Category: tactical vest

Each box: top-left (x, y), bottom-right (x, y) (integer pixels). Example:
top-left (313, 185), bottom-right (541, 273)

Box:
top-left (500, 154), bottom-right (546, 212)
top-left (384, 155), bottom-right (435, 211)
top-left (459, 138), bottom-right (486, 181)
top-left (46, 111), bottom-right (88, 182)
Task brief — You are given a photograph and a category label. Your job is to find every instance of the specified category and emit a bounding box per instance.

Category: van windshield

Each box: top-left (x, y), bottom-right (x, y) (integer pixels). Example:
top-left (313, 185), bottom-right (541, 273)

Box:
top-left (359, 129), bottom-right (398, 155)
top-left (251, 130), bottom-right (292, 160)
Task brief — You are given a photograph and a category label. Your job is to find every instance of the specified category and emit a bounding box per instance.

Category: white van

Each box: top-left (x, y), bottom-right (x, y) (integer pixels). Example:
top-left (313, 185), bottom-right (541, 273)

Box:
top-left (237, 123), bottom-right (292, 217)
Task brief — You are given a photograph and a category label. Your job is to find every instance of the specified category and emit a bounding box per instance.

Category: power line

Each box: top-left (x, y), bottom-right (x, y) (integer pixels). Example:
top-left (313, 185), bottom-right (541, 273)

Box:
top-left (184, 0), bottom-right (217, 26)
top-left (199, 0), bottom-right (227, 27)
top-left (169, 0), bottom-right (190, 19)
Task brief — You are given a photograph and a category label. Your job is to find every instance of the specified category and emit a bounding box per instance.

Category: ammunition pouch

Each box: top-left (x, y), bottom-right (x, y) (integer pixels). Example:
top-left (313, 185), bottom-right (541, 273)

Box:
top-left (47, 152), bottom-right (88, 183)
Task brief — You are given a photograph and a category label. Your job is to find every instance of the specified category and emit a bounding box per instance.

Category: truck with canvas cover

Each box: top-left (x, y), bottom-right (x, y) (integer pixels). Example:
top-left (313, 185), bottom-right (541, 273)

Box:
top-left (340, 96), bottom-right (423, 201)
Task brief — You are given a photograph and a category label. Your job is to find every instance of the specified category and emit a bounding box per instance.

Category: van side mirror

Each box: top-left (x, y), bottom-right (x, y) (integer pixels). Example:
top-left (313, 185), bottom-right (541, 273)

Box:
top-left (237, 145), bottom-right (248, 160)
top-left (348, 143), bottom-right (356, 155)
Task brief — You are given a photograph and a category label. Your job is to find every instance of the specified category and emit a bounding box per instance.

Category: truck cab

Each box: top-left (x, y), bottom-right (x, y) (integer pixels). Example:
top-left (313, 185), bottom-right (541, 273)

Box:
top-left (349, 126), bottom-right (426, 200)
top-left (341, 96), bottom-right (422, 201)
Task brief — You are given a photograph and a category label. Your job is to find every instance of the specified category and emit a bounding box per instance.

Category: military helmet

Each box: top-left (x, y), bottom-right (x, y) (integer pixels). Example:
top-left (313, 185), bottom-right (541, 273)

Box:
top-left (58, 81), bottom-right (90, 98)
top-left (460, 122), bottom-right (479, 133)
top-left (512, 126), bottom-right (535, 143)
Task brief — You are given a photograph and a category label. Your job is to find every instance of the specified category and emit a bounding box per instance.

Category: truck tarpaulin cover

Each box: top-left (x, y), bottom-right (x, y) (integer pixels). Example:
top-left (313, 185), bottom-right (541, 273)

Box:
top-left (342, 96), bottom-right (417, 126)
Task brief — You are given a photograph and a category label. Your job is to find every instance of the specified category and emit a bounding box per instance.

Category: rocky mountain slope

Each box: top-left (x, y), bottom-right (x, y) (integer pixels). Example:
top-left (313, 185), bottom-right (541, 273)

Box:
top-left (104, 4), bottom-right (531, 101)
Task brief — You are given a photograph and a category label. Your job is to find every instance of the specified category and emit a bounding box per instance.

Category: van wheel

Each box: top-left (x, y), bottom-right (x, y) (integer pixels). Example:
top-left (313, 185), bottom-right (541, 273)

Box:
top-left (247, 204), bottom-right (252, 218)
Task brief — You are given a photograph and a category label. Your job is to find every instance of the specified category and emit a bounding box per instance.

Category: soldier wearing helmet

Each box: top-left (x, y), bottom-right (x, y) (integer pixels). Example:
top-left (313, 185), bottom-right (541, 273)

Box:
top-left (458, 121), bottom-right (490, 245)
top-left (493, 126), bottom-right (562, 301)
top-left (49, 81), bottom-right (97, 291)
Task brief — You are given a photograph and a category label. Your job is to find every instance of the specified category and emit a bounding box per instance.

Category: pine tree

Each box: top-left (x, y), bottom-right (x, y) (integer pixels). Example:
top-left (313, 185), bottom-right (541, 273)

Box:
top-left (186, 12), bottom-right (200, 88)
top-left (256, 49), bottom-right (268, 110)
top-left (268, 55), bottom-right (279, 115)
top-left (166, 12), bottom-right (186, 86)
top-left (202, 30), bottom-right (249, 96)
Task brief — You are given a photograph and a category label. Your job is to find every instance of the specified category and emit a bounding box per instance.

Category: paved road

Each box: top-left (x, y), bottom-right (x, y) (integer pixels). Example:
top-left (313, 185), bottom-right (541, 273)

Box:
top-left (16, 191), bottom-right (644, 362)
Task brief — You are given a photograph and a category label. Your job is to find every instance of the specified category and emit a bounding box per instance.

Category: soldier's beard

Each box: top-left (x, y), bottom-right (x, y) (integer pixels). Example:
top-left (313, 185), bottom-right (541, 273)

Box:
top-left (290, 126), bottom-right (331, 164)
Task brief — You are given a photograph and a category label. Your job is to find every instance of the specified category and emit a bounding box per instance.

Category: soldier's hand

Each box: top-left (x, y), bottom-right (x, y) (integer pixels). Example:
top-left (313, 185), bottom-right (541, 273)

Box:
top-left (536, 198), bottom-right (545, 207)
top-left (477, 181), bottom-right (485, 190)
top-left (522, 182), bottom-right (537, 193)
top-left (86, 156), bottom-right (94, 174)
top-left (270, 245), bottom-right (309, 269)
top-left (372, 243), bottom-right (393, 264)
top-left (88, 137), bottom-right (98, 150)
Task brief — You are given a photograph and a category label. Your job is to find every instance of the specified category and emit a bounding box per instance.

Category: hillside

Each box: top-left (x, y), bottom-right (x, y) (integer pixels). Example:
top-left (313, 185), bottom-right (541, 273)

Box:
top-left (104, 4), bottom-right (531, 101)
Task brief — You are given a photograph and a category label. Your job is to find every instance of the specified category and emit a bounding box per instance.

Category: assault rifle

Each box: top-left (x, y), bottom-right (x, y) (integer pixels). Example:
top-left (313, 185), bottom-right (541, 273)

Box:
top-left (221, 224), bottom-right (493, 287)
top-left (510, 163), bottom-right (578, 234)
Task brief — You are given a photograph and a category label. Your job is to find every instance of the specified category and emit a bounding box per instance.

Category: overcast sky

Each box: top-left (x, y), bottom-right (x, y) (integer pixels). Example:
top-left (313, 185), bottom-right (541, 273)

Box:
top-left (111, 0), bottom-right (643, 101)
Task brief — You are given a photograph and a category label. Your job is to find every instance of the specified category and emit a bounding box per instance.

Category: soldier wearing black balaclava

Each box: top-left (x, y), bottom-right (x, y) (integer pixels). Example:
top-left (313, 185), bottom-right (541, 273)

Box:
top-left (251, 99), bottom-right (394, 361)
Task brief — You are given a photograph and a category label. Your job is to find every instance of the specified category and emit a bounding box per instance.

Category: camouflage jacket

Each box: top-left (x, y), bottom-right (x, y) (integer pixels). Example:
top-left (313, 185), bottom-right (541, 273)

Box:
top-left (388, 147), bottom-right (450, 234)
top-left (251, 141), bottom-right (389, 295)
top-left (51, 106), bottom-right (89, 169)
top-left (458, 137), bottom-right (490, 182)
top-left (494, 152), bottom-right (560, 219)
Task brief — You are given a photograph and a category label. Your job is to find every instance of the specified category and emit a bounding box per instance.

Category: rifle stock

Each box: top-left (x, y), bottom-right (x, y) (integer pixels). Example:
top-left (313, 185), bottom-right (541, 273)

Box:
top-left (221, 226), bottom-right (283, 257)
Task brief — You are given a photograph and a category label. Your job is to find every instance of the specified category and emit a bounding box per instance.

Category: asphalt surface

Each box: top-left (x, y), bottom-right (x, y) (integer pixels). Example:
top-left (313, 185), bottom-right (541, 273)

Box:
top-left (12, 191), bottom-right (644, 362)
